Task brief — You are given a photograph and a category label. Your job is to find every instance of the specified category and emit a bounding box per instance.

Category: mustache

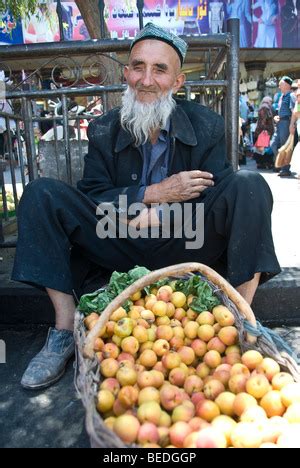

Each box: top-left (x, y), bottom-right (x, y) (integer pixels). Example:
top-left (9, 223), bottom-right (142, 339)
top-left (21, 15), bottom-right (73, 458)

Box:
top-left (135, 85), bottom-right (160, 93)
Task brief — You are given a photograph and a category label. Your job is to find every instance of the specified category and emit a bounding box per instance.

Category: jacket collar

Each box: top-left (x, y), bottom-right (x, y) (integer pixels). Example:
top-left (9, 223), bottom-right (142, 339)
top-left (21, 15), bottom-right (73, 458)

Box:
top-left (114, 102), bottom-right (197, 153)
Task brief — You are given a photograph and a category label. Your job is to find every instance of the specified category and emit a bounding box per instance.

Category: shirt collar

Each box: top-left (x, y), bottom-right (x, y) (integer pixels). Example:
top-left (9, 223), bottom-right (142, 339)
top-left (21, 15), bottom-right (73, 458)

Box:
top-left (115, 102), bottom-right (197, 153)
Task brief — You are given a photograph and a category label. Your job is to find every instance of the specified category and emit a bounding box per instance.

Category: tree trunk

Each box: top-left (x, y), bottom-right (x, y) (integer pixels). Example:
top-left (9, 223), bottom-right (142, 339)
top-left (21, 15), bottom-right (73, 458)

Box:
top-left (75, 0), bottom-right (122, 109)
top-left (75, 0), bottom-right (104, 39)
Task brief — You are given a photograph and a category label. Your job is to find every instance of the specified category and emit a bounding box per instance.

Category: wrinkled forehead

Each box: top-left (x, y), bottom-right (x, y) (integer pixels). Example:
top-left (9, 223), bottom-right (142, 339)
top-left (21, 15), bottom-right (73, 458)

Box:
top-left (129, 39), bottom-right (181, 69)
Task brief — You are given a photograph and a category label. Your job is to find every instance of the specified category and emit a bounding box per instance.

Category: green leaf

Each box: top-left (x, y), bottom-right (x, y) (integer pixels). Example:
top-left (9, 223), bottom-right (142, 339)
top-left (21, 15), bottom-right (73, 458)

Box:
top-left (174, 275), bottom-right (221, 313)
top-left (0, 1), bottom-right (50, 20)
top-left (79, 265), bottom-right (151, 316)
top-left (79, 269), bottom-right (221, 317)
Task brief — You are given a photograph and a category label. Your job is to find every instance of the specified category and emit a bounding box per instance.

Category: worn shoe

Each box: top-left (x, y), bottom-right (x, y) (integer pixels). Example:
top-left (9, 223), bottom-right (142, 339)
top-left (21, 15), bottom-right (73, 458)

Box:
top-left (278, 170), bottom-right (293, 178)
top-left (21, 328), bottom-right (75, 390)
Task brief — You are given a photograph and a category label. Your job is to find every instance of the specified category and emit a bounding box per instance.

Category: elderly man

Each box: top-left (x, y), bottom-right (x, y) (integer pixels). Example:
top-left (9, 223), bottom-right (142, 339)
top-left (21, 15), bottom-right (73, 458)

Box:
top-left (271, 76), bottom-right (297, 177)
top-left (13, 24), bottom-right (281, 390)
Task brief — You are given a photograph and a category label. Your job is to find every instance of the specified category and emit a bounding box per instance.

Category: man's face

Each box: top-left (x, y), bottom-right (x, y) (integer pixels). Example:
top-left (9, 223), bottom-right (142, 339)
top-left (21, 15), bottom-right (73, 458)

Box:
top-left (279, 80), bottom-right (291, 94)
top-left (124, 40), bottom-right (185, 104)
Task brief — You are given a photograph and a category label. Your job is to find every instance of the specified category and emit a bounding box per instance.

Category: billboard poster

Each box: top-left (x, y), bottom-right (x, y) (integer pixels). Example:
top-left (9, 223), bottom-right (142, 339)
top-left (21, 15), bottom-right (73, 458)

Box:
top-left (0, 0), bottom-right (299, 48)
top-left (0, 10), bottom-right (24, 45)
top-left (22, 1), bottom-right (89, 44)
top-left (106, 0), bottom-right (300, 48)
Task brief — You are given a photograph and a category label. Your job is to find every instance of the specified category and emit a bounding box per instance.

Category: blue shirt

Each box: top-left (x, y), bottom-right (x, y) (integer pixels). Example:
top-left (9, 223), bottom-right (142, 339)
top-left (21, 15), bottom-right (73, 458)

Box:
top-left (279, 92), bottom-right (296, 119)
top-left (136, 118), bottom-right (171, 203)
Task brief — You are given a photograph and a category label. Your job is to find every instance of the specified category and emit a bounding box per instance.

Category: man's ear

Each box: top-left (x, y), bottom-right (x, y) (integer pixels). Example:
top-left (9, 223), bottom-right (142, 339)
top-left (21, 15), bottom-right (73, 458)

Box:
top-left (173, 73), bottom-right (186, 94)
top-left (123, 65), bottom-right (129, 82)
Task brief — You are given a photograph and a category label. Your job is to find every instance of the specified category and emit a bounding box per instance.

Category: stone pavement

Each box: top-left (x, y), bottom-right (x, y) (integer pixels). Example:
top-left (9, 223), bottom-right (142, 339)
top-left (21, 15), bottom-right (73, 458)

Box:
top-left (247, 159), bottom-right (300, 269)
top-left (0, 327), bottom-right (90, 448)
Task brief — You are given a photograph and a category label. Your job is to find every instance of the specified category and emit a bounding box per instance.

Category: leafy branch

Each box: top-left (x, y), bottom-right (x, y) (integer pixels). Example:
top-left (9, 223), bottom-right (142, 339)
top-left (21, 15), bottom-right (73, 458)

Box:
top-left (0, 0), bottom-right (49, 20)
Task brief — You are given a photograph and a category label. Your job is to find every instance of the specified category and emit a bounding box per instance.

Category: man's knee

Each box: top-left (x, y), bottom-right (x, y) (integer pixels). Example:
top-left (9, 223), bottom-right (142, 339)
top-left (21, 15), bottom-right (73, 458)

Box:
top-left (22, 178), bottom-right (68, 202)
top-left (231, 170), bottom-right (273, 211)
top-left (233, 170), bottom-right (270, 192)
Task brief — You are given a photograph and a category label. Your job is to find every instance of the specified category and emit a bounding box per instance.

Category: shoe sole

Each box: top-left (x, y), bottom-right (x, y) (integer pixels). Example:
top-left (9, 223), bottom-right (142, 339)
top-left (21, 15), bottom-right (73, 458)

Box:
top-left (21, 367), bottom-right (67, 391)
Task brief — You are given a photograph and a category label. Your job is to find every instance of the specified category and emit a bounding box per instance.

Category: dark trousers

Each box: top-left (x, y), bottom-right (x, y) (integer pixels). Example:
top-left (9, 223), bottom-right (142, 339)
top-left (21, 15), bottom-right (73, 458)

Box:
top-left (12, 171), bottom-right (281, 295)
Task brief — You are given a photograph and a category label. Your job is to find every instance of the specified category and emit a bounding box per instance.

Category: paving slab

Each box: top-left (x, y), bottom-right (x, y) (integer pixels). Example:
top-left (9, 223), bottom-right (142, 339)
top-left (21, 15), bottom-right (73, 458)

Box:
top-left (0, 327), bottom-right (90, 448)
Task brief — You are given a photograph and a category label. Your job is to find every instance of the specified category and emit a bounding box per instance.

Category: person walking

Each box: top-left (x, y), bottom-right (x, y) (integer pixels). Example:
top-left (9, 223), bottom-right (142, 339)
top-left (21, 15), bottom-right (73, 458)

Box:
top-left (253, 98), bottom-right (275, 169)
top-left (271, 76), bottom-right (296, 177)
top-left (290, 89), bottom-right (300, 176)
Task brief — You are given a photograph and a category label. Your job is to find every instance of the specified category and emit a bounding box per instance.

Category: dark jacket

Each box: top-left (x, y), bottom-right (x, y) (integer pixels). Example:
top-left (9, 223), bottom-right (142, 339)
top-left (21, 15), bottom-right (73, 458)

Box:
top-left (77, 99), bottom-right (233, 211)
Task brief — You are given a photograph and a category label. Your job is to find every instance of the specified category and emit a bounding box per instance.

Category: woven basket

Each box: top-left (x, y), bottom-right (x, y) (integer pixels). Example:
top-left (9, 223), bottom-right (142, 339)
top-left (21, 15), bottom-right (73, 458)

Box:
top-left (74, 262), bottom-right (300, 448)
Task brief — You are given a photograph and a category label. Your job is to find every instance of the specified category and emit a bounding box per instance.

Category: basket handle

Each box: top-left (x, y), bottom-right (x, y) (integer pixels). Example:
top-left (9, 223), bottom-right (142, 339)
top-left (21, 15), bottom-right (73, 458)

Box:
top-left (83, 262), bottom-right (257, 358)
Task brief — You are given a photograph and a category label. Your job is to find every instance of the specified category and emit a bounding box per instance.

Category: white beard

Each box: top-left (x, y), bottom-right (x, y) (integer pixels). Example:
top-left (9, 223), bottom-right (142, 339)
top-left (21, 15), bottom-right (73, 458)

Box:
top-left (120, 87), bottom-right (176, 146)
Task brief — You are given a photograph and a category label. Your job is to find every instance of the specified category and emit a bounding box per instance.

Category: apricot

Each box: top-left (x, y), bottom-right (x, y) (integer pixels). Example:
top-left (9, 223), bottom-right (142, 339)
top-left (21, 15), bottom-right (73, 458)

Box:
top-left (138, 386), bottom-right (160, 406)
top-left (211, 415), bottom-right (237, 446)
top-left (196, 427), bottom-right (227, 449)
top-left (184, 321), bottom-right (199, 340)
top-left (113, 415), bottom-right (140, 444)
top-left (171, 292), bottom-right (187, 308)
top-left (197, 324), bottom-right (215, 342)
top-left (137, 401), bottom-right (162, 425)
top-left (272, 372), bottom-right (294, 391)
top-left (233, 393), bottom-right (258, 417)
top-left (231, 422), bottom-right (263, 449)
top-left (218, 326), bottom-right (238, 346)
top-left (96, 389), bottom-right (115, 413)
top-left (255, 357), bottom-right (280, 382)
top-left (169, 421), bottom-right (192, 448)
top-left (280, 383), bottom-right (300, 407)
top-left (137, 422), bottom-right (159, 445)
top-left (197, 312), bottom-right (215, 326)
top-left (116, 366), bottom-right (137, 387)
top-left (118, 385), bottom-right (139, 408)
top-left (168, 367), bottom-right (187, 387)
top-left (139, 349), bottom-right (158, 368)
top-left (260, 390), bottom-right (286, 417)
top-left (215, 392), bottom-right (236, 417)
top-left (196, 399), bottom-right (220, 422)
top-left (132, 325), bottom-right (148, 343)
top-left (241, 350), bottom-right (264, 370)
top-left (121, 336), bottom-right (139, 355)
top-left (177, 346), bottom-right (195, 366)
top-left (246, 374), bottom-right (271, 399)
top-left (184, 375), bottom-right (204, 396)
top-left (152, 301), bottom-right (168, 317)
top-left (172, 403), bottom-right (195, 423)
top-left (100, 358), bottom-right (119, 378)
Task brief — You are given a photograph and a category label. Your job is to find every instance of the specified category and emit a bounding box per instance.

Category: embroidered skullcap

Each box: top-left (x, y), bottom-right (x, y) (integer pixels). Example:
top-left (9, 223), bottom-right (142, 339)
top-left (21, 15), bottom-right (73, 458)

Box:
top-left (281, 76), bottom-right (293, 86)
top-left (130, 23), bottom-right (188, 65)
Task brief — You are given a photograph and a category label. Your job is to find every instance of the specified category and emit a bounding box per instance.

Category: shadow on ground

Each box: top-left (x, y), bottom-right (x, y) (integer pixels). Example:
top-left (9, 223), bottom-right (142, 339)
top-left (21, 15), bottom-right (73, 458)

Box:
top-left (0, 328), bottom-right (90, 448)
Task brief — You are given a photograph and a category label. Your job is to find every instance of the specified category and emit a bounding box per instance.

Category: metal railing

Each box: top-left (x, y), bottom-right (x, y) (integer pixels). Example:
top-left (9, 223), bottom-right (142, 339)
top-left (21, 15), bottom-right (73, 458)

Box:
top-left (0, 11), bottom-right (240, 247)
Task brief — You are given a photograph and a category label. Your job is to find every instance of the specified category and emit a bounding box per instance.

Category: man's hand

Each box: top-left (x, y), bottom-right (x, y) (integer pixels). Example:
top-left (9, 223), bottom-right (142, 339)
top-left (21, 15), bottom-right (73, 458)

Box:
top-left (274, 115), bottom-right (280, 124)
top-left (144, 170), bottom-right (214, 204)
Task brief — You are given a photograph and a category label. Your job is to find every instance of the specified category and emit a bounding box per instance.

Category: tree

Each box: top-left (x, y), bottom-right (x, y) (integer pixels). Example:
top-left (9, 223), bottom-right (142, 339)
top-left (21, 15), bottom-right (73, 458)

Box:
top-left (0, 0), bottom-right (105, 38)
top-left (0, 0), bottom-right (44, 19)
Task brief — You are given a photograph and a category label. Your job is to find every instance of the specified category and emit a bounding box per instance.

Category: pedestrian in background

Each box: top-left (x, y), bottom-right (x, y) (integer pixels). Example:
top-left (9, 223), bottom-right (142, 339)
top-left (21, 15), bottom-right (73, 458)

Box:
top-left (271, 76), bottom-right (296, 177)
top-left (253, 97), bottom-right (275, 169)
